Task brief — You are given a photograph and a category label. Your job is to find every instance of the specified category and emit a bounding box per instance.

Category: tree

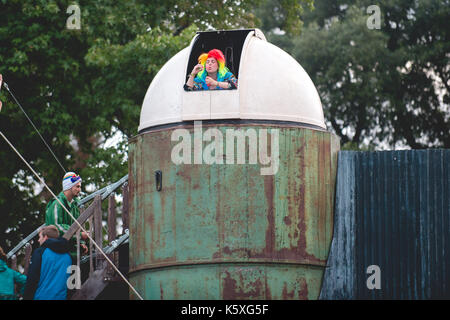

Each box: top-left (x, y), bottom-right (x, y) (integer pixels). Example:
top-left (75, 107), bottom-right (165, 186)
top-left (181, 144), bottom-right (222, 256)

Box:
top-left (254, 0), bottom-right (314, 35)
top-left (292, 6), bottom-right (396, 148)
top-left (261, 0), bottom-right (450, 150)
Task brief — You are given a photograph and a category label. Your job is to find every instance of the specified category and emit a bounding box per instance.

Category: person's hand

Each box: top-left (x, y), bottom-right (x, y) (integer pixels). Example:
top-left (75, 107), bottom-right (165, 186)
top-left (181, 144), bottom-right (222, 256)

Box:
top-left (80, 243), bottom-right (88, 255)
top-left (191, 64), bottom-right (203, 76)
top-left (205, 76), bottom-right (218, 87)
top-left (81, 231), bottom-right (89, 240)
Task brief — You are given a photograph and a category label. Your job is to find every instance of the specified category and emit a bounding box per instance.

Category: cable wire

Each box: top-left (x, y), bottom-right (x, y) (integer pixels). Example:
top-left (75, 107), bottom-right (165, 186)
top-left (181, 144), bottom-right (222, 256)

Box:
top-left (2, 81), bottom-right (67, 174)
top-left (0, 129), bottom-right (144, 300)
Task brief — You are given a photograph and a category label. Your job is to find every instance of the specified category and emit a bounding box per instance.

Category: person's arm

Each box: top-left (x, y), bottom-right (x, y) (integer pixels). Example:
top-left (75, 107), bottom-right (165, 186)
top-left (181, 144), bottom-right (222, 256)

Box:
top-left (186, 74), bottom-right (196, 88)
top-left (215, 80), bottom-right (232, 89)
top-left (185, 64), bottom-right (203, 89)
top-left (206, 73), bottom-right (237, 90)
top-left (23, 248), bottom-right (43, 300)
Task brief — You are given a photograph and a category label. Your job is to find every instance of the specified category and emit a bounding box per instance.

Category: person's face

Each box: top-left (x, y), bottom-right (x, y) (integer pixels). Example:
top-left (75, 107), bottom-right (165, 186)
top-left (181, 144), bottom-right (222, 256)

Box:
top-left (38, 232), bottom-right (47, 246)
top-left (206, 58), bottom-right (218, 73)
top-left (70, 182), bottom-right (82, 197)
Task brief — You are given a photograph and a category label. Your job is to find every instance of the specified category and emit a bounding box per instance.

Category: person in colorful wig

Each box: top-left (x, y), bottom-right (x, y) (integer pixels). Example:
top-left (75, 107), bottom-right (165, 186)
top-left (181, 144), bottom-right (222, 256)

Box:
top-left (185, 49), bottom-right (238, 91)
top-left (44, 172), bottom-right (88, 255)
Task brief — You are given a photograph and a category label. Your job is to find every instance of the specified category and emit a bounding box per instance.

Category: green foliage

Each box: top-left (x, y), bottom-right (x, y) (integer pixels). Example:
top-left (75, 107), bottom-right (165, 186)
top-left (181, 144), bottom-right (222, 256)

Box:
top-left (341, 141), bottom-right (374, 151)
top-left (293, 7), bottom-right (394, 147)
top-left (262, 0), bottom-right (449, 150)
top-left (255, 0), bottom-right (315, 35)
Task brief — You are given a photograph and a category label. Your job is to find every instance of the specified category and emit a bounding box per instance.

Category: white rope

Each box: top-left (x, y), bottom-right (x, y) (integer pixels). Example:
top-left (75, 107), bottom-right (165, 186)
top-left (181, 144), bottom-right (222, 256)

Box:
top-left (0, 129), bottom-right (144, 300)
top-left (2, 81), bottom-right (67, 174)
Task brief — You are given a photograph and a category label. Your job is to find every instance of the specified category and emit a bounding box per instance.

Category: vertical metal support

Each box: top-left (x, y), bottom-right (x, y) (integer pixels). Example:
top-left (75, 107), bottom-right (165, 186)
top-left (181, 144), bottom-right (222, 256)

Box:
top-left (108, 194), bottom-right (117, 243)
top-left (77, 207), bottom-right (84, 281)
top-left (24, 243), bottom-right (32, 275)
top-left (11, 255), bottom-right (17, 271)
top-left (76, 231), bottom-right (80, 278)
top-left (107, 194), bottom-right (117, 276)
top-left (122, 183), bottom-right (129, 233)
top-left (11, 254), bottom-right (17, 297)
top-left (93, 195), bottom-right (103, 270)
top-left (89, 216), bottom-right (94, 276)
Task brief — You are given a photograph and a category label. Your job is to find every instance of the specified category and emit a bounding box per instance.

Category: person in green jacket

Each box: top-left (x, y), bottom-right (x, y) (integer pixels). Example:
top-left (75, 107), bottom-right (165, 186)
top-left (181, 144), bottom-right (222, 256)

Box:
top-left (45, 172), bottom-right (88, 254)
top-left (0, 246), bottom-right (27, 300)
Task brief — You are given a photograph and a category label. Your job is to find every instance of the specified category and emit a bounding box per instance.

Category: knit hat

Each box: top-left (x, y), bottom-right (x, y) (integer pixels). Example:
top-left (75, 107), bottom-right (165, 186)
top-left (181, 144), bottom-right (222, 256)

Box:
top-left (62, 172), bottom-right (82, 191)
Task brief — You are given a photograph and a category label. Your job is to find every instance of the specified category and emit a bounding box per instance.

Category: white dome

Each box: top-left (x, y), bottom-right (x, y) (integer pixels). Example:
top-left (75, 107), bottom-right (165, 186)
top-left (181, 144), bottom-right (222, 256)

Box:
top-left (139, 30), bottom-right (325, 132)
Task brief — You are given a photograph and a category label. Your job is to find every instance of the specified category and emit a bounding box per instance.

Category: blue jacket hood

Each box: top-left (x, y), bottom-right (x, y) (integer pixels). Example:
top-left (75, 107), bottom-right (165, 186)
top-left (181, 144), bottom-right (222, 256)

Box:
top-left (41, 237), bottom-right (71, 254)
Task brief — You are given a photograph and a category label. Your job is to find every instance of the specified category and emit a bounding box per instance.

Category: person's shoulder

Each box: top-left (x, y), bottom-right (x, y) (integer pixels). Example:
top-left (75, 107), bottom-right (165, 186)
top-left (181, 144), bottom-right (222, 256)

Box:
top-left (58, 191), bottom-right (67, 201)
top-left (45, 193), bottom-right (63, 210)
top-left (0, 259), bottom-right (9, 271)
top-left (30, 246), bottom-right (45, 260)
top-left (48, 192), bottom-right (66, 206)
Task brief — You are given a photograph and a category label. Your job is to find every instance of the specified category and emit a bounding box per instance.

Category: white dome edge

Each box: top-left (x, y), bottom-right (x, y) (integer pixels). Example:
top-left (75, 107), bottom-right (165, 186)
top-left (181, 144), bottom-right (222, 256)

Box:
top-left (139, 30), bottom-right (326, 132)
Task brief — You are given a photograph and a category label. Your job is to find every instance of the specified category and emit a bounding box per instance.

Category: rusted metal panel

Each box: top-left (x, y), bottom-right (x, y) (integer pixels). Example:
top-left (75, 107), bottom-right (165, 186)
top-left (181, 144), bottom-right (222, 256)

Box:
top-left (134, 264), bottom-right (324, 300)
top-left (128, 123), bottom-right (339, 299)
top-left (320, 149), bottom-right (450, 299)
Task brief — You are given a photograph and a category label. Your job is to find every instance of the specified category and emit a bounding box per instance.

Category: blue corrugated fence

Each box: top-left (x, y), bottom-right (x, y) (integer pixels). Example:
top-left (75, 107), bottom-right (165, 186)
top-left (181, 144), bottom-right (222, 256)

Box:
top-left (320, 149), bottom-right (450, 299)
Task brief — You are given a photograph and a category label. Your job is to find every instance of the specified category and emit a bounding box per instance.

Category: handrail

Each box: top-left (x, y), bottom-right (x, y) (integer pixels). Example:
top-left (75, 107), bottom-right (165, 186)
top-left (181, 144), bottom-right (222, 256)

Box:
top-left (6, 174), bottom-right (129, 259)
top-left (6, 223), bottom-right (45, 259)
top-left (79, 174), bottom-right (128, 206)
top-left (80, 230), bottom-right (129, 264)
top-left (63, 196), bottom-right (101, 240)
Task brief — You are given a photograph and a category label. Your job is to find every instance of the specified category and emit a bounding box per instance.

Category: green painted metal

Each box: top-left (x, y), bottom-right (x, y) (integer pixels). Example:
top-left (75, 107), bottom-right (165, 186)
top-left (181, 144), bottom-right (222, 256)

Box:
top-left (128, 123), bottom-right (339, 299)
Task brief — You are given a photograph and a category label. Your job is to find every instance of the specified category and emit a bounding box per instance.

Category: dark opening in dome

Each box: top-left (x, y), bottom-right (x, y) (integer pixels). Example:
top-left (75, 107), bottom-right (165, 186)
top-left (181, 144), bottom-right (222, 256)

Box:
top-left (185, 29), bottom-right (255, 80)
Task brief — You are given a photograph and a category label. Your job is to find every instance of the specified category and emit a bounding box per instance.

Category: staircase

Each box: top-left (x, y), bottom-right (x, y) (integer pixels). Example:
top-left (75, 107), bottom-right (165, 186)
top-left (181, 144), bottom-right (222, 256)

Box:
top-left (7, 175), bottom-right (131, 300)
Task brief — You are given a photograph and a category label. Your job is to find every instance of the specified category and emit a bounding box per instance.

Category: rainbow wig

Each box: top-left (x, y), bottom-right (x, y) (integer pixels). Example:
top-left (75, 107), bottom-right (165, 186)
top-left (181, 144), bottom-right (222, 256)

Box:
top-left (198, 53), bottom-right (208, 65)
top-left (197, 49), bottom-right (230, 81)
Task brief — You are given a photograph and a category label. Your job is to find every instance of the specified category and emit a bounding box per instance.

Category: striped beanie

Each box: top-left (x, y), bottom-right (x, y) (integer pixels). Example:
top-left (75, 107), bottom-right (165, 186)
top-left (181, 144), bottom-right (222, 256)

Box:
top-left (62, 172), bottom-right (82, 191)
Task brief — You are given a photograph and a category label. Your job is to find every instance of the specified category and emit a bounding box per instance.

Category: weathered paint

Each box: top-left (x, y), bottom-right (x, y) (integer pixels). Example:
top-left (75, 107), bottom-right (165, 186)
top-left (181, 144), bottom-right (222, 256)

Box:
top-left (130, 264), bottom-right (324, 300)
top-left (319, 151), bottom-right (357, 299)
top-left (320, 150), bottom-right (450, 299)
top-left (128, 122), bottom-right (340, 299)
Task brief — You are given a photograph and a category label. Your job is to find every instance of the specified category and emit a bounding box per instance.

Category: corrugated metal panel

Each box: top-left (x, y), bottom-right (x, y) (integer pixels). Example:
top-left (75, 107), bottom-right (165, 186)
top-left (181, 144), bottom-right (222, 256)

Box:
top-left (320, 149), bottom-right (450, 299)
top-left (319, 151), bottom-right (356, 299)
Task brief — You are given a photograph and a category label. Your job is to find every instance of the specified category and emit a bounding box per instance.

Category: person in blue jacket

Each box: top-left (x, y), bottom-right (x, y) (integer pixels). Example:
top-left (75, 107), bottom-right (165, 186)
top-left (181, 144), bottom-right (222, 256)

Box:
top-left (23, 225), bottom-right (72, 300)
top-left (0, 246), bottom-right (27, 300)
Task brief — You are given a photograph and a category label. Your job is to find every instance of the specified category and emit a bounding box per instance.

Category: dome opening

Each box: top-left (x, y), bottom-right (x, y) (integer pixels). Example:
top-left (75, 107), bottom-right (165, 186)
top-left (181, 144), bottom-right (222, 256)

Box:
top-left (185, 29), bottom-right (254, 84)
top-left (138, 29), bottom-right (326, 132)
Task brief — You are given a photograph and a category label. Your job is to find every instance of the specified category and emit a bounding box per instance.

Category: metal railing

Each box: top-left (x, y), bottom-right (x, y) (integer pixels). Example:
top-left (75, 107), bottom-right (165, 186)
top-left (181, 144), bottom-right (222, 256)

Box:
top-left (6, 175), bottom-right (129, 277)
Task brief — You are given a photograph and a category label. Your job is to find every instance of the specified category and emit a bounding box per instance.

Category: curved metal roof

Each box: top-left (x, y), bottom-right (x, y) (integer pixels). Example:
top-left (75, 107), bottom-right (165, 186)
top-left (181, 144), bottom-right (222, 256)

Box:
top-left (139, 30), bottom-right (325, 132)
